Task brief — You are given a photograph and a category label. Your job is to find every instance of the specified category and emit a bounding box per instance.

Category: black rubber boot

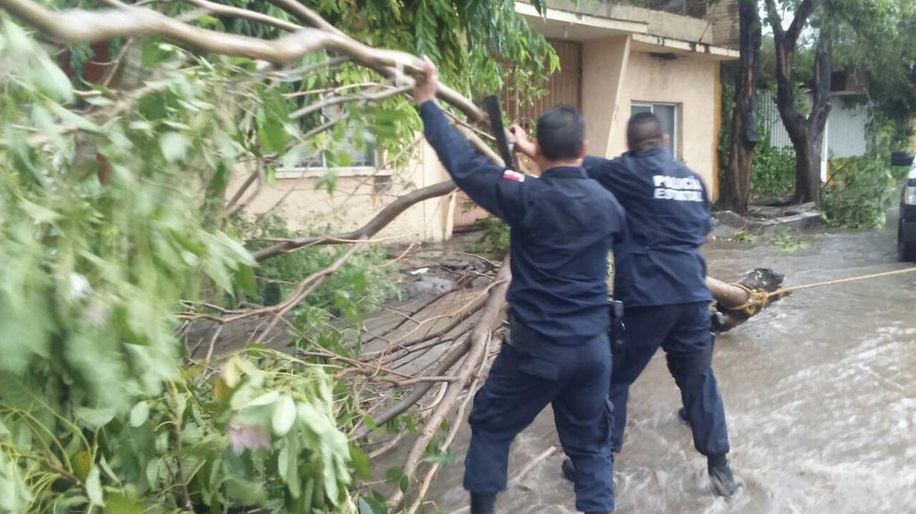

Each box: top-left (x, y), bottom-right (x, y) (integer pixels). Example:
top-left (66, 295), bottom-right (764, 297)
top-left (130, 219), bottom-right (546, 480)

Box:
top-left (678, 406), bottom-right (691, 426)
top-left (561, 457), bottom-right (576, 482)
top-left (470, 492), bottom-right (496, 514)
top-left (707, 455), bottom-right (740, 498)
top-left (560, 454), bottom-right (616, 483)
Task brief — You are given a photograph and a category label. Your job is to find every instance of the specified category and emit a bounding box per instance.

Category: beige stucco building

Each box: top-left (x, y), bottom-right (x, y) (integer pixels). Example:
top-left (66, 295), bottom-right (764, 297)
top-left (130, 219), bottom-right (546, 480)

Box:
top-left (241, 1), bottom-right (738, 243)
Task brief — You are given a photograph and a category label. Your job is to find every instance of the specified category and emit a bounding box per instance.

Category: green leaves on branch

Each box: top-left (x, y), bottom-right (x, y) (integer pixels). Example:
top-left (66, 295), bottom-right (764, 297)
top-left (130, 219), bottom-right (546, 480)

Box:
top-left (0, 20), bottom-right (321, 513)
top-left (1, 33), bottom-right (256, 414)
top-left (0, 351), bottom-right (357, 513)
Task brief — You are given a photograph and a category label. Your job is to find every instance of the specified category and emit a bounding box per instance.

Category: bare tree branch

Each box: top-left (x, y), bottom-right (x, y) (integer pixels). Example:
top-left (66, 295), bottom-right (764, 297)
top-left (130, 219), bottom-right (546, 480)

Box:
top-left (405, 343), bottom-right (487, 514)
top-left (252, 180), bottom-right (457, 260)
top-left (263, 0), bottom-right (485, 124)
top-left (290, 83), bottom-right (412, 120)
top-left (2, 0), bottom-right (345, 63)
top-left (184, 0), bottom-right (301, 32)
top-left (784, 0), bottom-right (818, 47)
top-left (265, 0), bottom-right (346, 36)
top-left (763, 0), bottom-right (784, 39)
top-left (0, 0), bottom-right (486, 122)
top-left (352, 335), bottom-right (470, 439)
top-left (387, 260), bottom-right (511, 508)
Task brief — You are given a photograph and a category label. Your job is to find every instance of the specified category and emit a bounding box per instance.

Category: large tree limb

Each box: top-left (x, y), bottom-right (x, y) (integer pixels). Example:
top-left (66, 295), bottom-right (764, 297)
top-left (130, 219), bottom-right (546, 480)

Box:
top-left (763, 0), bottom-right (784, 39)
top-left (0, 0), bottom-right (485, 123)
top-left (2, 0), bottom-right (363, 64)
top-left (708, 268), bottom-right (789, 332)
top-left (811, 34), bottom-right (833, 124)
top-left (263, 0), bottom-right (484, 124)
top-left (763, 0), bottom-right (818, 47)
top-left (252, 124), bottom-right (505, 261)
top-left (252, 180), bottom-right (456, 260)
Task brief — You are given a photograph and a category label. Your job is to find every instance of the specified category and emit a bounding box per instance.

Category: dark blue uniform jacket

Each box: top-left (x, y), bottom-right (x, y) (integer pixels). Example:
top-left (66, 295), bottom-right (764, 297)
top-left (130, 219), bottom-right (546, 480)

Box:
top-left (584, 148), bottom-right (712, 308)
top-left (420, 101), bottom-right (625, 344)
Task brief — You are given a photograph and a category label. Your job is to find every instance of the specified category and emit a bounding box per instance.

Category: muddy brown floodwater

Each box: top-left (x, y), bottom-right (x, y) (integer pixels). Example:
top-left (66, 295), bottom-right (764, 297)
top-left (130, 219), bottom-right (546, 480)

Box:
top-left (423, 221), bottom-right (916, 513)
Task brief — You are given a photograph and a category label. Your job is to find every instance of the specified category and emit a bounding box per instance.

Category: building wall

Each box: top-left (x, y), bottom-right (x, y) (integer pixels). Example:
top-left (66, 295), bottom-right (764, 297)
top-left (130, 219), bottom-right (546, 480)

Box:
top-left (581, 36), bottom-right (631, 158)
top-left (547, 0), bottom-right (714, 43)
top-left (610, 51), bottom-right (720, 192)
top-left (707, 0), bottom-right (739, 49)
top-left (236, 142), bottom-right (455, 242)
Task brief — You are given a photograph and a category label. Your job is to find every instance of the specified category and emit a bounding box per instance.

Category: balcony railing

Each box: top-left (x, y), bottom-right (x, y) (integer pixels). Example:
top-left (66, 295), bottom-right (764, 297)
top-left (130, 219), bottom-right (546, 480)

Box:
top-left (603, 0), bottom-right (711, 19)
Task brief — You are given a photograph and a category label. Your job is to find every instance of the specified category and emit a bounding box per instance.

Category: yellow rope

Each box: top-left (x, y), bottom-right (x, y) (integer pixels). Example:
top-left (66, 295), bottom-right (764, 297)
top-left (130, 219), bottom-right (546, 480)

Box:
top-left (723, 266), bottom-right (916, 316)
top-left (768, 266), bottom-right (916, 298)
top-left (727, 283), bottom-right (771, 316)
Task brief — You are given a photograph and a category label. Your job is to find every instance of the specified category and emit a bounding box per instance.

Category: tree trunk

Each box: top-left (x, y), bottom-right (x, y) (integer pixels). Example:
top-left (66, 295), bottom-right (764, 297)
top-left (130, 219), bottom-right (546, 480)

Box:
top-left (792, 126), bottom-right (825, 204)
top-left (720, 0), bottom-right (761, 214)
top-left (766, 0), bottom-right (832, 206)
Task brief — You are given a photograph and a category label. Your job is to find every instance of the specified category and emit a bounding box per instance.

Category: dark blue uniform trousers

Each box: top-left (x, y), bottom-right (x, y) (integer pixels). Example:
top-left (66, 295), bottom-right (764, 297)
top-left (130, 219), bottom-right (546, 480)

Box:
top-left (464, 324), bottom-right (615, 513)
top-left (609, 301), bottom-right (730, 458)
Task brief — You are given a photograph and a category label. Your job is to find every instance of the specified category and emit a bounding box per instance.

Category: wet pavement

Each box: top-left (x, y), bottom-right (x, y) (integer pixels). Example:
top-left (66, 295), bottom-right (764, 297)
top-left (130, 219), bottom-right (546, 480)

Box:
top-left (424, 221), bottom-right (916, 513)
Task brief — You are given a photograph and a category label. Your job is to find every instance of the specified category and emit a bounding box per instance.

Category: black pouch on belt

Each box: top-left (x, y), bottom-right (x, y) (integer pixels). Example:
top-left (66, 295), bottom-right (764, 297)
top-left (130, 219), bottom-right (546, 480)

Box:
top-left (609, 299), bottom-right (625, 355)
top-left (505, 308), bottom-right (543, 357)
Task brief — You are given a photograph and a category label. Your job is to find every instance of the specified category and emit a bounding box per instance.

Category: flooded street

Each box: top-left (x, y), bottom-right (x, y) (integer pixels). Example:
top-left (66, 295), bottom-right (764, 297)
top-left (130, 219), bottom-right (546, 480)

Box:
top-left (424, 222), bottom-right (916, 513)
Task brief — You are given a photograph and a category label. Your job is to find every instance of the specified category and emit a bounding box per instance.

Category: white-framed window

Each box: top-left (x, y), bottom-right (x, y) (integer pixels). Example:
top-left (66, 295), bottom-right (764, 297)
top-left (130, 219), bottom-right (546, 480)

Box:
top-left (631, 102), bottom-right (680, 158)
top-left (276, 102), bottom-right (382, 179)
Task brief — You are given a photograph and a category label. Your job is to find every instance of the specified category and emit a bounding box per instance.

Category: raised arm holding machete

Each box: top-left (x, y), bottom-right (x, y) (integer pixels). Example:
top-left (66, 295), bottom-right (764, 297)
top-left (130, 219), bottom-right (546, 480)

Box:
top-left (414, 57), bottom-right (625, 514)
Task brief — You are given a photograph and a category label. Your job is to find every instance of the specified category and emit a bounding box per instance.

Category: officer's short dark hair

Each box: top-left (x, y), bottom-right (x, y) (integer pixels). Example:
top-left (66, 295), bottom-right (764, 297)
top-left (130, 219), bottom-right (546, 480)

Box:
top-left (536, 105), bottom-right (585, 161)
top-left (627, 112), bottom-right (665, 153)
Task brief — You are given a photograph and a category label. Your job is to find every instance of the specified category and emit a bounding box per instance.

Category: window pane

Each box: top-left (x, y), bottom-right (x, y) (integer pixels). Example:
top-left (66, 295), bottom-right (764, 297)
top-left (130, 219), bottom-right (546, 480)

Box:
top-left (336, 129), bottom-right (376, 167)
top-left (631, 104), bottom-right (652, 115)
top-left (652, 104), bottom-right (676, 155)
top-left (315, 101), bottom-right (377, 168)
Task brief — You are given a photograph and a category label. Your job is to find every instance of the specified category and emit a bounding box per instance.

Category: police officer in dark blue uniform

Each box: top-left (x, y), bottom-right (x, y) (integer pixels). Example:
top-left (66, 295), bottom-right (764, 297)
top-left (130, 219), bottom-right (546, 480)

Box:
top-left (518, 112), bottom-right (739, 498)
top-left (413, 58), bottom-right (625, 514)
top-left (592, 112), bottom-right (738, 497)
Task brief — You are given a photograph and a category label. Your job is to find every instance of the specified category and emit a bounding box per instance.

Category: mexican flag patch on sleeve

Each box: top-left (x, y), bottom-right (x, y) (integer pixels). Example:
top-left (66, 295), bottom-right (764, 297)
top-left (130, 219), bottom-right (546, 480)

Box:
top-left (502, 170), bottom-right (525, 183)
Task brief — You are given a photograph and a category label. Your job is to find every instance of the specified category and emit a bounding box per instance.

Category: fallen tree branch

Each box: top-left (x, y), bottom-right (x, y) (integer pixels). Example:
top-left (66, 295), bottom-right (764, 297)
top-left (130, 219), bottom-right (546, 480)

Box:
top-left (184, 0), bottom-right (301, 32)
top-left (253, 180), bottom-right (457, 260)
top-left (263, 0), bottom-right (484, 124)
top-left (708, 268), bottom-right (789, 332)
top-left (351, 335), bottom-right (470, 439)
top-left (252, 123), bottom-right (504, 261)
top-left (405, 336), bottom-right (489, 514)
top-left (253, 237), bottom-right (368, 342)
top-left (388, 259), bottom-right (511, 508)
top-left (290, 83), bottom-right (412, 120)
top-left (0, 0), bottom-right (487, 125)
top-left (0, 0), bottom-right (410, 69)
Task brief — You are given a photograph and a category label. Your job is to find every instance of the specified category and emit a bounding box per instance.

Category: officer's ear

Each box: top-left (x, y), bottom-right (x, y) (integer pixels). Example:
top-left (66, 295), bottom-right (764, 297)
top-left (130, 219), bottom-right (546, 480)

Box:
top-left (577, 140), bottom-right (588, 160)
top-left (533, 140), bottom-right (544, 160)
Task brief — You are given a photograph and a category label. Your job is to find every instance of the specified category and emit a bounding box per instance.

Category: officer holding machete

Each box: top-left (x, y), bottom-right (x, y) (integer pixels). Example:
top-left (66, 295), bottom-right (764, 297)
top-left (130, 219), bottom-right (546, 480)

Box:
top-left (413, 57), bottom-right (625, 514)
